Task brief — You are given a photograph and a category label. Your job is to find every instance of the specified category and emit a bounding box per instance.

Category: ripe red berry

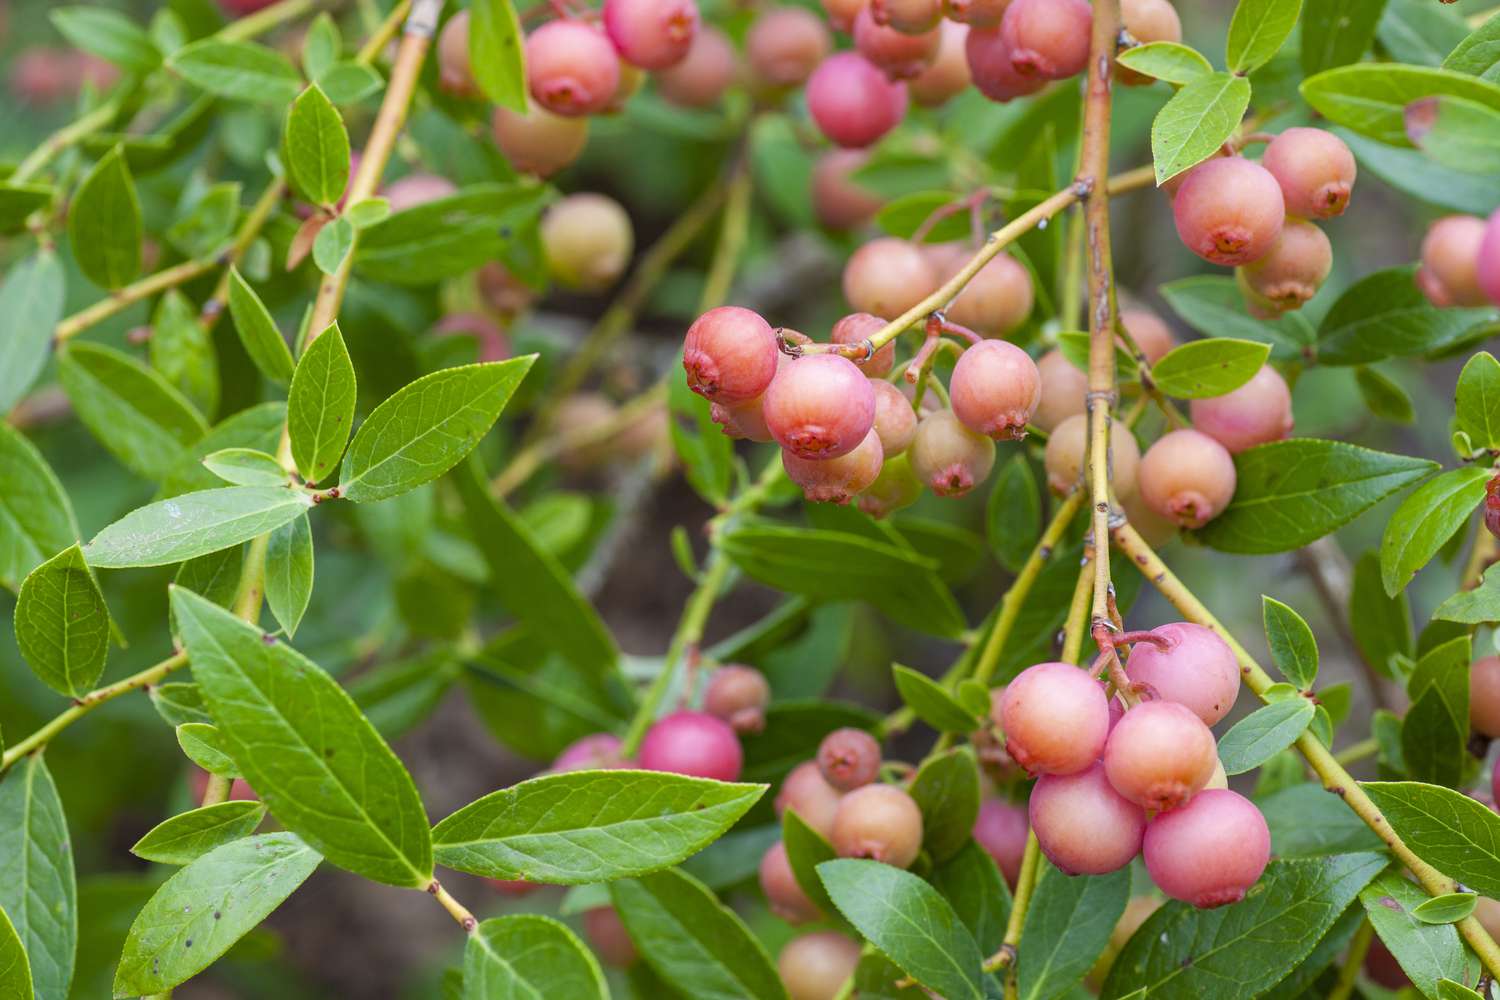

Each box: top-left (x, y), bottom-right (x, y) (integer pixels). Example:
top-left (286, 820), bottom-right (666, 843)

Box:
top-left (684, 305), bottom-right (781, 404)
top-left (1123, 622), bottom-right (1240, 727)
top-left (999, 661), bottom-right (1111, 775)
top-left (382, 173), bottom-right (457, 213)
top-left (1103, 701), bottom-right (1218, 811)
top-left (1143, 789), bottom-right (1269, 908)
top-left (857, 453), bottom-right (925, 518)
top-left (812, 151), bottom-right (884, 231)
top-left (764, 355), bottom-right (878, 459)
top-left (944, 0), bottom-right (1009, 28)
top-left (704, 664), bottom-right (771, 733)
top-left (948, 253), bottom-right (1034, 337)
top-left (1486, 476), bottom-right (1500, 542)
top-left (747, 7), bottom-right (832, 88)
top-left (817, 727), bottom-right (883, 791)
top-left (949, 340), bottom-right (1042, 440)
top-left (830, 783), bottom-right (924, 867)
top-left (1117, 0), bottom-right (1181, 85)
top-left (1033, 349), bottom-right (1087, 432)
top-left (806, 52), bottom-right (910, 149)
top-left (871, 380), bottom-right (918, 456)
top-left (583, 907), bottom-right (638, 966)
top-left (779, 932), bottom-right (862, 1000)
top-left (1000, 0), bottom-right (1091, 80)
top-left (784, 428), bottom-right (885, 504)
top-left (656, 26), bottom-right (737, 107)
top-left (1262, 127), bottom-right (1356, 220)
top-left (552, 732), bottom-right (629, 771)
top-left (542, 193), bottom-right (634, 291)
top-left (870, 0), bottom-right (943, 33)
top-left (1172, 157), bottom-right (1286, 266)
top-left (1471, 655), bottom-right (1500, 738)
top-left (973, 798), bottom-right (1029, 885)
top-left (854, 7), bottom-right (941, 79)
top-left (760, 841), bottom-right (821, 923)
top-left (437, 12), bottom-right (480, 97)
top-left (1189, 364), bottom-right (1294, 454)
top-left (1119, 307), bottom-right (1175, 363)
top-left (1043, 413), bottom-right (1141, 498)
top-left (1239, 219), bottom-right (1332, 311)
top-left (776, 760), bottom-right (844, 838)
top-left (843, 237), bottom-right (940, 319)
top-left (1364, 939), bottom-right (1411, 990)
top-left (638, 710), bottom-right (744, 781)
top-left (1478, 209), bottom-right (1500, 307)
top-left (910, 22), bottom-right (972, 106)
top-left (1030, 762), bottom-right (1147, 875)
top-left (831, 312), bottom-right (896, 377)
top-left (1417, 215), bottom-right (1489, 308)
top-left (492, 105), bottom-right (589, 179)
top-left (1138, 428), bottom-right (1238, 528)
top-left (603, 0), bottom-right (698, 70)
top-left (527, 21), bottom-right (622, 117)
top-left (965, 26), bottom-right (1046, 102)
top-left (910, 409), bottom-right (996, 497)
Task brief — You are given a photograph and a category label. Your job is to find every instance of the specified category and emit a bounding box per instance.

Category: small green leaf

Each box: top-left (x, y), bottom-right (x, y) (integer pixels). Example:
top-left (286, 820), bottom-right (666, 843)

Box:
top-left (930, 840), bottom-right (1010, 954)
top-left (312, 214), bottom-right (354, 274)
top-left (464, 915), bottom-right (607, 1000)
top-left (1225, 0), bottom-right (1302, 74)
top-left (1317, 267), bottom-right (1498, 366)
top-left (52, 6), bottom-right (161, 72)
top-left (1019, 862), bottom-right (1130, 1000)
top-left (1380, 466), bottom-right (1490, 596)
top-left (301, 12), bottom-right (340, 79)
top-left (669, 372), bottom-right (734, 507)
top-left (0, 425), bottom-right (80, 591)
top-left (150, 681), bottom-right (214, 728)
top-left (1350, 550), bottom-right (1413, 675)
top-left (1364, 781), bottom-right (1500, 898)
top-left (0, 251), bottom-right (66, 415)
top-left (1456, 352), bottom-right (1500, 452)
top-left (1401, 637), bottom-right (1470, 788)
top-left (355, 183), bottom-right (552, 285)
top-left (265, 513), bottom-right (313, 638)
top-left (168, 38), bottom-right (303, 104)
top-left (468, 0), bottom-right (528, 112)
top-left (1301, 63), bottom-right (1500, 145)
top-left (202, 447), bottom-right (288, 486)
top-left (85, 486), bottom-right (312, 568)
top-left (987, 455), bottom-right (1042, 573)
top-left (1439, 981), bottom-right (1486, 1000)
top-left (284, 85), bottom-right (349, 207)
top-left (14, 544), bottom-right (110, 697)
top-left (1354, 365), bottom-right (1416, 423)
top-left (131, 801), bottom-right (267, 865)
top-left (1445, 12), bottom-right (1500, 81)
top-left (1150, 339), bottom-right (1271, 399)
top-left (781, 809), bottom-right (838, 920)
top-left (1152, 72), bottom-right (1253, 185)
top-left (226, 268), bottom-right (296, 384)
top-left (909, 747), bottom-right (982, 863)
top-left (150, 289), bottom-right (219, 417)
top-left (176, 722), bottom-right (239, 776)
top-left (112, 833), bottom-right (320, 996)
top-left (316, 60), bottom-right (382, 104)
top-left (1116, 41), bottom-right (1212, 84)
top-left (345, 197), bottom-right (390, 229)
top-left (0, 756), bottom-right (77, 1000)
top-left (1216, 698), bottom-right (1315, 774)
top-left (1160, 275), bottom-right (1312, 363)
top-left (1413, 892), bottom-right (1478, 924)
top-left (1302, 0), bottom-right (1388, 75)
top-left (1359, 867), bottom-right (1471, 997)
top-left (1262, 596), bottom-right (1318, 689)
top-left (167, 181), bottom-right (240, 259)
top-left (287, 323), bottom-right (356, 484)
top-left (1434, 563), bottom-right (1500, 624)
top-left (892, 665), bottom-right (981, 733)
top-left (1409, 95), bottom-right (1500, 174)
top-left (69, 147), bottom-right (142, 290)
top-left (0, 182), bottom-right (55, 235)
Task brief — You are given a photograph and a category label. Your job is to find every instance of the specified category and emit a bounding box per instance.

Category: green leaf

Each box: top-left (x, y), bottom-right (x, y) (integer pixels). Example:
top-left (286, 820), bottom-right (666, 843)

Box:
top-left (1402, 637), bottom-right (1470, 788)
top-left (1445, 12), bottom-right (1500, 82)
top-left (0, 182), bottom-right (54, 235)
top-left (987, 454), bottom-right (1041, 572)
top-left (301, 12), bottom-right (339, 78)
top-left (131, 801), bottom-right (267, 865)
top-left (315, 60), bottom-right (382, 104)
top-left (1057, 330), bottom-right (1139, 382)
top-left (741, 701), bottom-right (880, 783)
top-left (287, 323), bottom-right (356, 484)
top-left (1151, 72), bottom-right (1253, 185)
top-left (1301, 63), bottom-right (1500, 145)
top-left (226, 268), bottom-right (296, 385)
top-left (1262, 596), bottom-right (1318, 689)
top-left (0, 756), bottom-right (77, 1000)
top-left (0, 251), bottom-right (65, 415)
top-left (877, 191), bottom-right (972, 243)
top-left (349, 651), bottom-right (458, 740)
top-left (1434, 563), bottom-right (1500, 624)
top-left (85, 486), bottom-right (312, 568)
top-left (469, 0), bottom-right (528, 112)
top-left (1019, 863), bottom-right (1130, 1000)
top-left (265, 513), bottom-right (313, 638)
top-left (170, 587), bottom-right (433, 887)
top-left (68, 147), bottom-right (142, 290)
top-left (340, 358), bottom-right (535, 502)
top-left (1364, 781), bottom-right (1500, 898)
top-left (1150, 339), bottom-right (1271, 400)
top-left (1413, 892), bottom-right (1478, 925)
top-left (159, 402), bottom-right (287, 499)
top-left (818, 859), bottom-right (984, 1000)
top-left (1408, 95), bottom-right (1500, 174)
top-left (669, 373), bottom-right (734, 507)
top-left (1438, 980), bottom-right (1487, 1000)
top-left (0, 425), bottom-right (79, 592)
top-left (58, 341), bottom-right (208, 481)
top-left (1116, 42), bottom-right (1212, 84)
top-left (1225, 0), bottom-right (1302, 73)
top-left (150, 289), bottom-right (219, 417)
top-left (1159, 275), bottom-right (1312, 363)
top-left (355, 184), bottom-right (552, 285)
top-left (1196, 439), bottom-right (1437, 554)
top-left (283, 85), bottom-right (348, 207)
top-left (312, 214), bottom-right (354, 275)
top-left (14, 544), bottom-right (111, 697)
top-left (930, 840), bottom-right (1010, 954)
top-left (52, 6), bottom-right (161, 72)
top-left (1217, 698), bottom-right (1315, 775)
top-left (432, 770), bottom-right (765, 884)
top-left (176, 722), bottom-right (239, 776)
top-left (1339, 127), bottom-right (1500, 215)
top-left (1377, 0), bottom-right (1470, 68)
top-left (782, 809), bottom-right (839, 920)
top-left (1380, 467), bottom-right (1490, 596)
top-left (112, 832), bottom-right (320, 997)
top-left (1350, 550), bottom-right (1413, 675)
top-left (611, 867), bottom-right (786, 1000)
top-left (202, 447), bottom-right (288, 486)
top-left (0, 906), bottom-right (32, 1000)
top-left (892, 665), bottom-right (980, 733)
top-left (1317, 267), bottom-right (1497, 366)
top-left (909, 747), bottom-right (981, 863)
top-left (464, 915), bottom-right (608, 1000)
top-left (344, 197), bottom-right (390, 229)
top-left (1456, 352), bottom-right (1500, 452)
top-left (1102, 853), bottom-right (1387, 998)
top-left (1360, 868), bottom-right (1471, 997)
top-left (168, 38), bottom-right (302, 104)
top-left (1355, 365), bottom-right (1416, 423)
top-left (1302, 0), bottom-right (1388, 74)
top-left (1256, 782), bottom-right (1385, 857)
top-left (151, 681), bottom-right (214, 728)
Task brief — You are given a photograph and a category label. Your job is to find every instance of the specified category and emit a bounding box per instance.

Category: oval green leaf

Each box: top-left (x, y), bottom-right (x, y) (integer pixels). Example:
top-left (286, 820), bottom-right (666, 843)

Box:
top-left (468, 0), bottom-right (528, 112)
top-left (1301, 63), bottom-right (1500, 145)
top-left (0, 424), bottom-right (80, 590)
top-left (168, 38), bottom-right (302, 104)
top-left (1019, 862), bottom-right (1130, 1000)
top-left (1216, 698), bottom-right (1315, 775)
top-left (131, 800), bottom-right (267, 865)
top-left (1226, 0), bottom-right (1302, 74)
top-left (909, 747), bottom-right (982, 863)
top-left (68, 146), bottom-right (142, 290)
top-left (0, 756), bottom-right (77, 1000)
top-left (14, 543), bottom-right (110, 697)
top-left (1316, 267), bottom-right (1497, 366)
top-left (283, 84), bottom-right (348, 207)
top-left (176, 722), bottom-right (239, 777)
top-left (287, 322), bottom-right (357, 484)
top-left (1380, 466), bottom-right (1490, 596)
top-left (226, 268), bottom-right (295, 384)
top-left (0, 251), bottom-right (65, 415)
top-left (1262, 595), bottom-right (1318, 689)
top-left (892, 664), bottom-right (981, 733)
top-left (1413, 892), bottom-right (1479, 925)
top-left (85, 486), bottom-right (312, 568)
top-left (1151, 72), bottom-right (1252, 185)
top-left (1363, 781), bottom-right (1500, 899)
top-left (1150, 338), bottom-right (1271, 399)
top-left (201, 447), bottom-right (287, 487)
top-left (464, 915), bottom-right (607, 1000)
top-left (1359, 868), bottom-right (1471, 997)
top-left (265, 513), bottom-right (313, 638)
top-left (1116, 41), bottom-right (1212, 84)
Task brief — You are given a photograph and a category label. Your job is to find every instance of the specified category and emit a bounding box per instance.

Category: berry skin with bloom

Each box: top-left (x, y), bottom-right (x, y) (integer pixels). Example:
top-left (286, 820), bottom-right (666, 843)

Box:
top-left (949, 340), bottom-right (1042, 440)
top-left (831, 311), bottom-right (896, 377)
top-left (381, 173), bottom-right (457, 213)
top-left (783, 428), bottom-right (885, 504)
top-left (526, 21), bottom-right (623, 117)
top-left (812, 152), bottom-right (884, 231)
top-left (973, 798), bottom-right (1029, 885)
top-left (1143, 789), bottom-right (1270, 908)
top-left (806, 53), bottom-right (910, 149)
top-left (870, 0), bottom-right (943, 35)
top-left (492, 105), bottom-right (589, 179)
top-left (1123, 622), bottom-right (1241, 727)
top-left (945, 0), bottom-right (1010, 29)
top-left (776, 761), bottom-right (844, 838)
top-left (656, 26), bottom-right (737, 108)
top-left (704, 665), bottom-right (771, 734)
top-left (760, 841), bottom-right (821, 923)
top-left (857, 452), bottom-right (925, 518)
top-left (1470, 655), bottom-right (1500, 739)
top-left (1138, 428), bottom-right (1238, 528)
top-left (638, 710), bottom-right (743, 781)
top-left (747, 7), bottom-right (832, 88)
top-left (1418, 215), bottom-right (1489, 308)
top-left (1261, 127), bottom-right (1357, 220)
top-left (552, 732), bottom-right (629, 771)
top-left (965, 26), bottom-right (1046, 102)
top-left (1033, 349), bottom-right (1088, 432)
top-left (843, 237), bottom-right (941, 320)
top-left (1172, 157), bottom-right (1287, 266)
top-left (683, 306), bottom-right (781, 404)
top-left (541, 193), bottom-right (634, 291)
top-left (603, 0), bottom-right (699, 70)
top-left (1239, 219), bottom-right (1332, 311)
top-left (437, 12), bottom-right (479, 98)
top-left (1043, 413), bottom-right (1141, 498)
top-left (911, 22), bottom-right (973, 107)
top-left (853, 7), bottom-right (942, 80)
top-left (817, 727), bottom-right (883, 791)
top-left (764, 355), bottom-right (878, 460)
top-left (1030, 762), bottom-right (1147, 875)
top-left (830, 783), bottom-right (924, 867)
top-left (870, 380), bottom-right (918, 456)
top-left (1119, 307), bottom-right (1176, 363)
top-left (1103, 700), bottom-right (1218, 811)
top-left (999, 661), bottom-right (1111, 775)
top-left (1000, 0), bottom-right (1092, 80)
top-left (1479, 209), bottom-right (1500, 307)
top-left (779, 933), bottom-right (862, 1000)
top-left (946, 252), bottom-right (1034, 337)
top-left (1189, 364), bottom-right (1294, 454)
top-left (909, 409), bottom-right (997, 497)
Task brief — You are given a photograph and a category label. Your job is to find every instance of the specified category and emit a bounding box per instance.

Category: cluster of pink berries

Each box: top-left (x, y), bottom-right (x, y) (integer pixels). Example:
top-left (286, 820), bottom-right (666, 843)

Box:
top-left (1417, 210), bottom-right (1500, 309)
top-left (1169, 128), bottom-right (1355, 318)
top-left (983, 623), bottom-right (1270, 908)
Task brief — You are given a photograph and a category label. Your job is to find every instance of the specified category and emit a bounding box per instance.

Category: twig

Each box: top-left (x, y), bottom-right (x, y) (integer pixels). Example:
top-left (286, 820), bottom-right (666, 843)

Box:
top-left (1327, 918), bottom-right (1374, 1000)
top-left (491, 382), bottom-right (668, 497)
top-left (698, 154), bottom-right (754, 313)
top-left (428, 879), bottom-right (478, 933)
top-left (54, 258), bottom-right (218, 343)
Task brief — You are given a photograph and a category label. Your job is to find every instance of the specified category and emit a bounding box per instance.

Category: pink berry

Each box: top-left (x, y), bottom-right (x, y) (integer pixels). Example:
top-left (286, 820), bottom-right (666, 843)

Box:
top-left (704, 664), bottom-right (771, 734)
top-left (830, 311), bottom-right (895, 376)
top-left (857, 453), bottom-right (925, 518)
top-left (1418, 215), bottom-right (1489, 308)
top-left (830, 784), bottom-right (924, 867)
top-left (1030, 762), bottom-right (1147, 875)
top-left (871, 380), bottom-right (918, 456)
top-left (973, 798), bottom-right (1029, 885)
top-left (1000, 0), bottom-right (1091, 80)
top-left (478, 262), bottom-right (534, 316)
top-left (552, 732), bottom-right (628, 771)
top-left (527, 21), bottom-right (622, 117)
top-left (812, 151), bottom-right (884, 231)
top-left (999, 662), bottom-right (1111, 775)
top-left (1262, 127), bottom-right (1356, 220)
top-left (683, 305), bottom-right (781, 404)
top-left (437, 11), bottom-right (479, 97)
top-left (1189, 365), bottom-right (1294, 454)
top-left (487, 877), bottom-right (541, 896)
top-left (947, 252), bottom-right (1033, 337)
top-left (542, 192), bottom-right (634, 291)
top-left (817, 727), bottom-right (883, 791)
top-left (583, 907), bottom-right (638, 966)
top-left (1103, 701), bottom-right (1217, 811)
top-left (638, 710), bottom-right (743, 781)
top-left (382, 173), bottom-right (457, 213)
top-left (1123, 623), bottom-right (1241, 727)
top-left (1239, 219), bottom-right (1332, 311)
top-left (747, 7), bottom-right (832, 87)
top-left (603, 0), bottom-right (698, 70)
top-left (1471, 656), bottom-right (1500, 738)
top-left (1033, 349), bottom-right (1087, 432)
top-left (806, 52), bottom-right (910, 149)
top-left (909, 409), bottom-right (996, 497)
top-left (1043, 413), bottom-right (1141, 498)
top-left (492, 105), bottom-right (589, 178)
top-left (1479, 209), bottom-right (1500, 307)
top-left (784, 428), bottom-right (885, 504)
top-left (949, 340), bottom-right (1042, 440)
top-left (777, 761), bottom-right (844, 838)
top-left (945, 0), bottom-right (1010, 28)
top-left (760, 841), bottom-right (821, 923)
top-left (910, 22), bottom-right (973, 106)
top-left (1138, 428), bottom-right (1237, 528)
top-left (656, 26), bottom-right (737, 107)
top-left (763, 355), bottom-right (878, 459)
top-left (1117, 0), bottom-right (1181, 85)
top-left (1486, 477), bottom-right (1500, 542)
top-left (843, 237), bottom-right (940, 319)
top-left (1119, 307), bottom-right (1175, 363)
top-left (1172, 157), bottom-right (1286, 266)
top-left (854, 6), bottom-right (941, 79)
top-left (965, 26), bottom-right (1045, 102)
top-left (779, 932), bottom-right (862, 1000)
top-left (1143, 789), bottom-right (1269, 907)
top-left (871, 0), bottom-right (943, 35)
top-left (822, 0), bottom-right (867, 32)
